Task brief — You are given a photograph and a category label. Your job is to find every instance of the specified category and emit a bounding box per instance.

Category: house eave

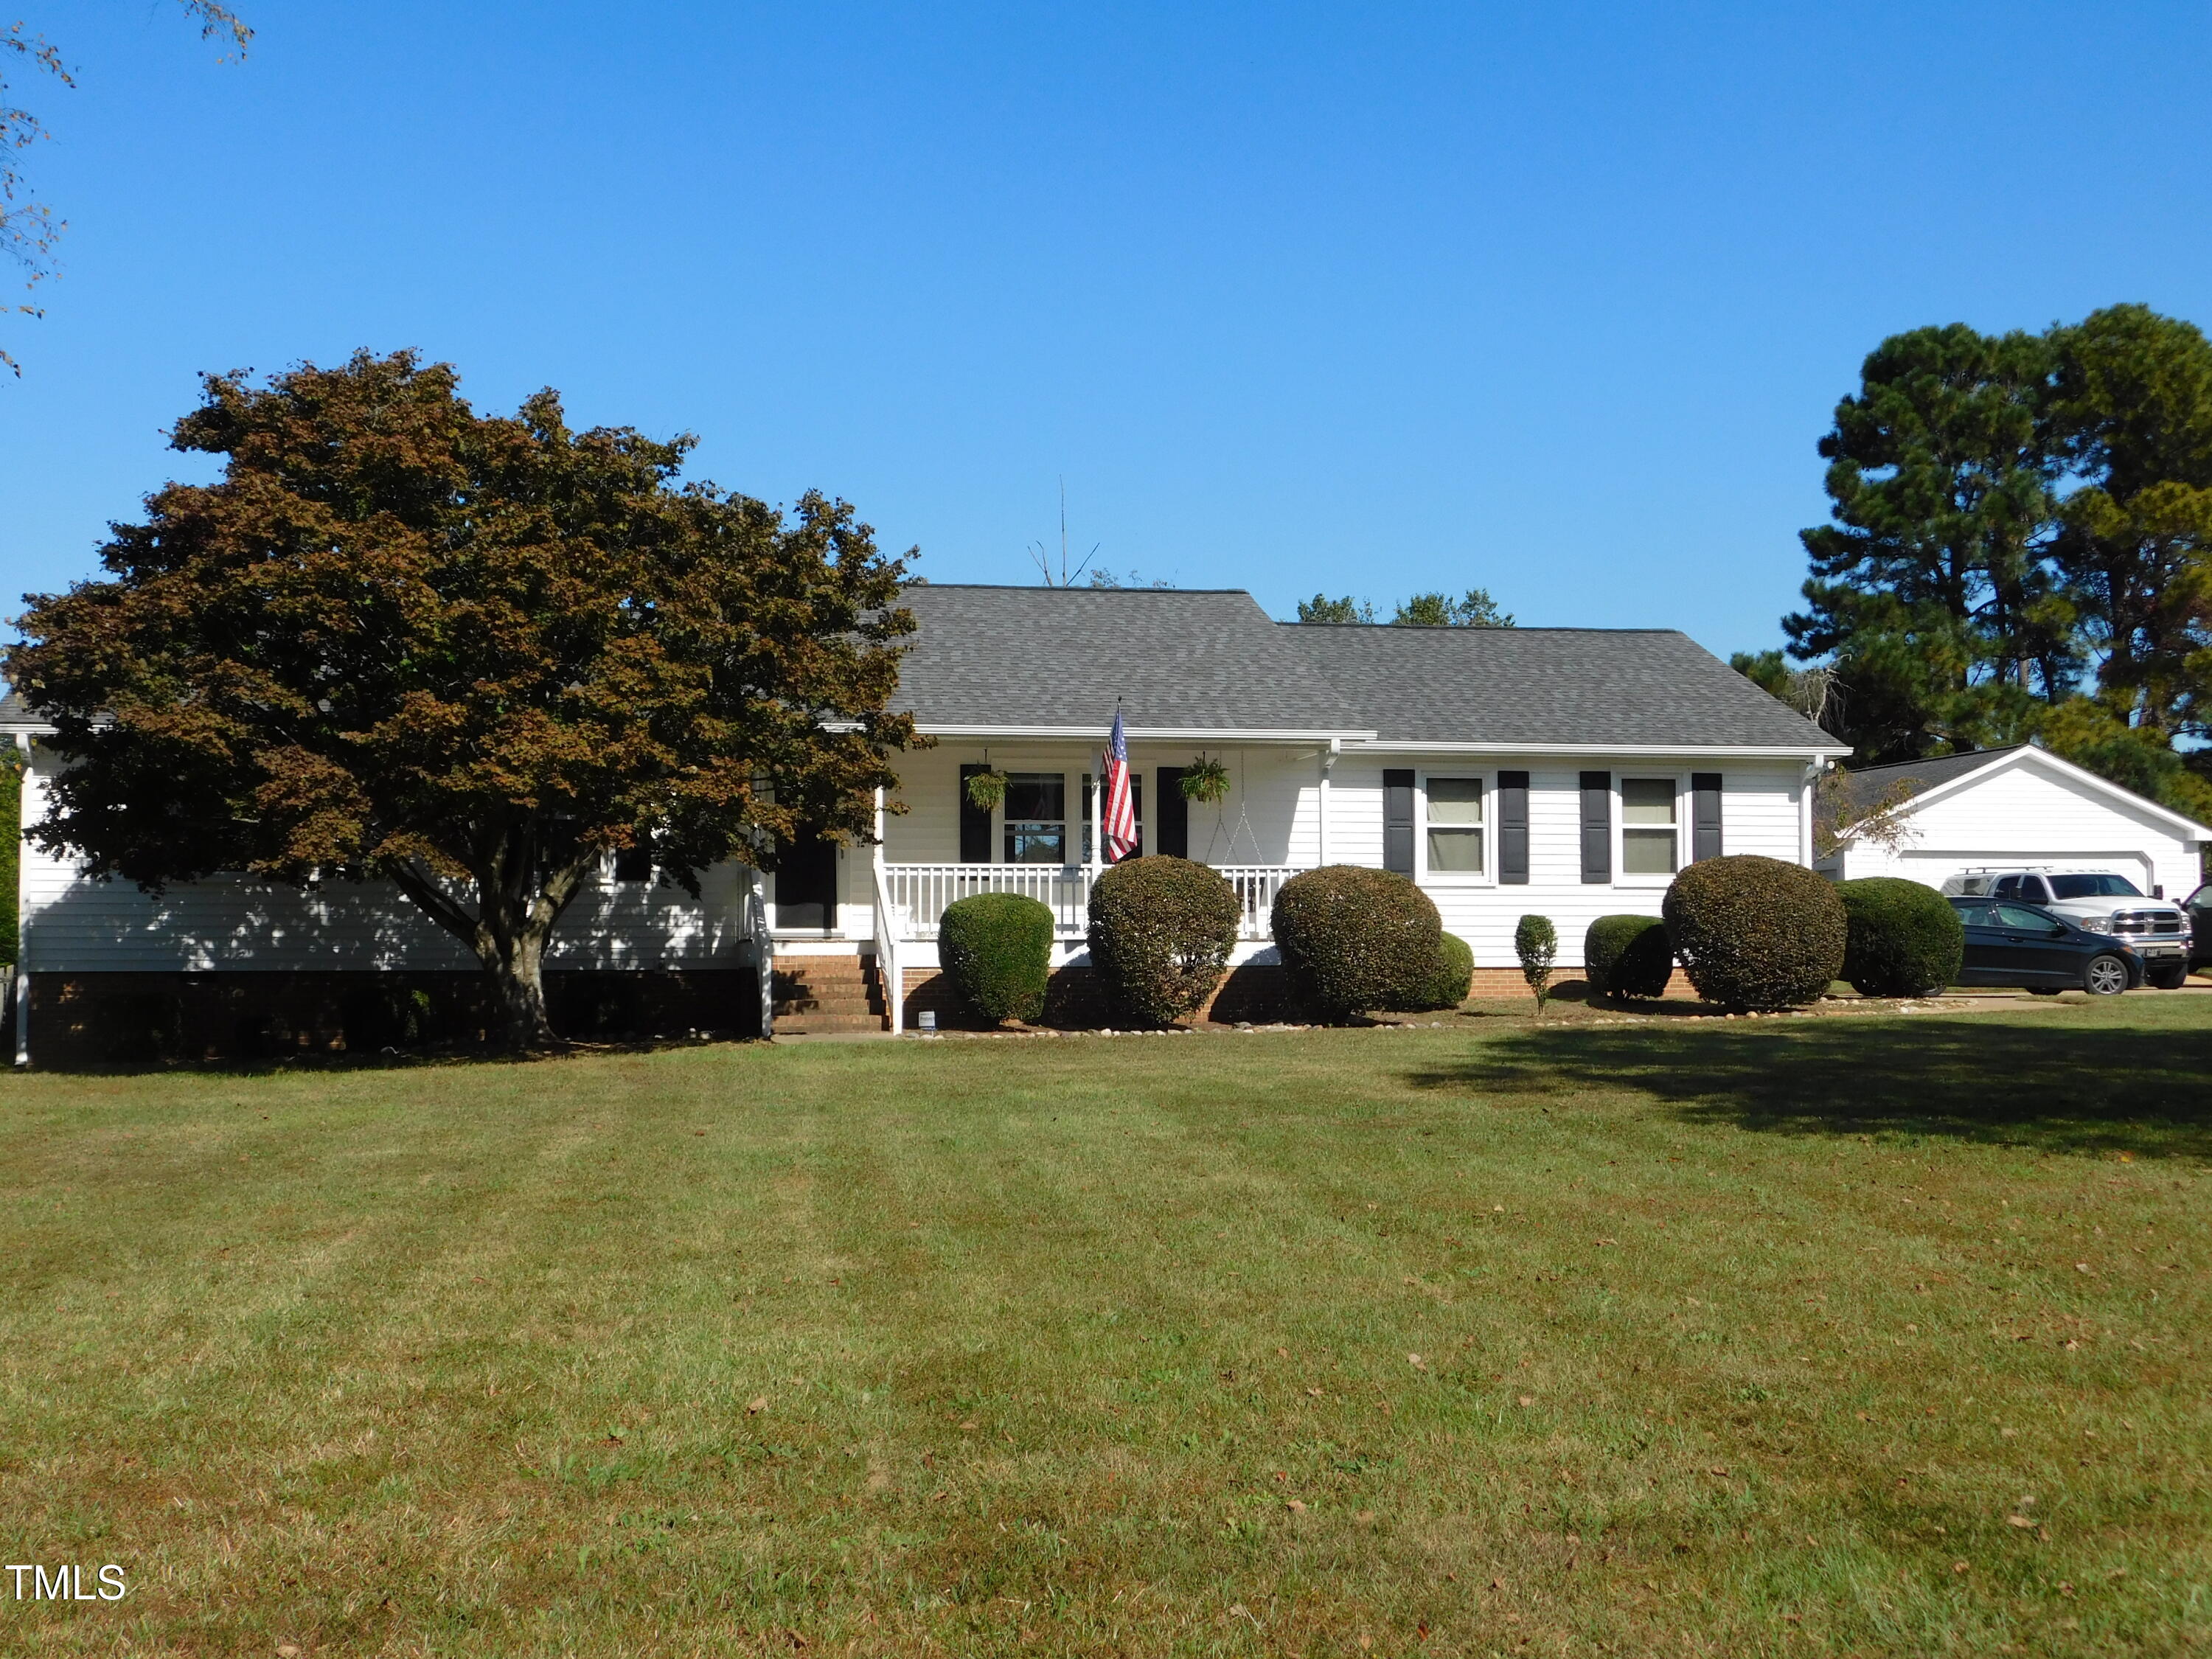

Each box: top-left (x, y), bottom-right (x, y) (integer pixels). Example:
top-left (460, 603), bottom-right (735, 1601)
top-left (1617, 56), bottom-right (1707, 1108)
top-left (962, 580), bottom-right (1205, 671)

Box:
top-left (1346, 740), bottom-right (1851, 761)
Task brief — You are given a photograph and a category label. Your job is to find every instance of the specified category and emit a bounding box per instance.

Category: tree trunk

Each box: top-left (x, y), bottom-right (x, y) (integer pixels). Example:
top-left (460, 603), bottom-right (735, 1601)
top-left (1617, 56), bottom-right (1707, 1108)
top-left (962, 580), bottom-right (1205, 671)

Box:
top-left (386, 846), bottom-right (589, 1054)
top-left (484, 930), bottom-right (560, 1051)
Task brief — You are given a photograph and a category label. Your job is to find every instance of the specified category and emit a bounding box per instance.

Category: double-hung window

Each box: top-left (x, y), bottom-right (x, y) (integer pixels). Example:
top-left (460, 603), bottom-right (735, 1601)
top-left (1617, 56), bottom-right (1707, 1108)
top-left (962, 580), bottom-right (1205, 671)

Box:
top-left (1425, 776), bottom-right (1485, 874)
top-left (1621, 778), bottom-right (1679, 875)
top-left (1004, 773), bottom-right (1067, 864)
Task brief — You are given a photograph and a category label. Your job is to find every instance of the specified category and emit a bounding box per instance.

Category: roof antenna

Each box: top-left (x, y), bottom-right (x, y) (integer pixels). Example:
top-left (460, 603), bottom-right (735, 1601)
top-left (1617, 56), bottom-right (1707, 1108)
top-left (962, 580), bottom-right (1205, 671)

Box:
top-left (1029, 476), bottom-right (1100, 587)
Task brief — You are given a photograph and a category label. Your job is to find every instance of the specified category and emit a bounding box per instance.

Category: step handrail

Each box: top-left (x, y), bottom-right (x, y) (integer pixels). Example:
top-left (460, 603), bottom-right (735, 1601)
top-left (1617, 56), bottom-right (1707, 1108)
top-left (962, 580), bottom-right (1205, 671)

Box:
top-left (872, 849), bottom-right (905, 1034)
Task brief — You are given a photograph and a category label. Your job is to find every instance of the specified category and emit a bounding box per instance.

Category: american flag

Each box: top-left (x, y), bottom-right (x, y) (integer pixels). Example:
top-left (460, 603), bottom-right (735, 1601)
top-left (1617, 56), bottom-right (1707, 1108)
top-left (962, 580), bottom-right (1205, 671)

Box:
top-left (1100, 709), bottom-right (1138, 863)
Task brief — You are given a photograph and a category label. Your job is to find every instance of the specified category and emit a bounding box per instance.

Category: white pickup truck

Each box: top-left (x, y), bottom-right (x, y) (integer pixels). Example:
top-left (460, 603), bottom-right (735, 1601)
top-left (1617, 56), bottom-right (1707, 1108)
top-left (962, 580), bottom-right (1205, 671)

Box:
top-left (1941, 868), bottom-right (2193, 988)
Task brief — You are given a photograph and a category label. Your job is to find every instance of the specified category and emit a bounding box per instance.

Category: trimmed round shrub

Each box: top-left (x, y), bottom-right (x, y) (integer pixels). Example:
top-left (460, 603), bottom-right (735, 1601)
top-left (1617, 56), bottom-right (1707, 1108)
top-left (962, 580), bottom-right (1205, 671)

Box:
top-left (1660, 855), bottom-right (1847, 1012)
top-left (1585, 914), bottom-right (1674, 1001)
top-left (1271, 865), bottom-right (1442, 1021)
top-left (1407, 931), bottom-right (1474, 1011)
top-left (939, 891), bottom-right (1054, 1023)
top-left (1085, 856), bottom-right (1240, 1026)
top-left (1836, 876), bottom-right (1963, 998)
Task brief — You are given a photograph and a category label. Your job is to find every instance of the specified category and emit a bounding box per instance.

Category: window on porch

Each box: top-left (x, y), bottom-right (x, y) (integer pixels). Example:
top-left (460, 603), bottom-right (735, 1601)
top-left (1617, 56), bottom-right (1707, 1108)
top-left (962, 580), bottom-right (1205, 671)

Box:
top-left (1004, 773), bottom-right (1067, 864)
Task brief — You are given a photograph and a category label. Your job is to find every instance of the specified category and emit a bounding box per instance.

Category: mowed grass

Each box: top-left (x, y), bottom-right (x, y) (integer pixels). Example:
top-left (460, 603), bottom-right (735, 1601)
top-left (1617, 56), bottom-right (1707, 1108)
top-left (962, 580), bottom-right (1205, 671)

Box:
top-left (1, 998), bottom-right (2208, 1657)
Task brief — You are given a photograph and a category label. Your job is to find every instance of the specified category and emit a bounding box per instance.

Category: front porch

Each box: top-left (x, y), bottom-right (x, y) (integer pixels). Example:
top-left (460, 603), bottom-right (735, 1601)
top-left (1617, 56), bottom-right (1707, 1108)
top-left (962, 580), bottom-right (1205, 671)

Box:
top-left (852, 858), bottom-right (1298, 1035)
top-left (873, 861), bottom-right (1297, 942)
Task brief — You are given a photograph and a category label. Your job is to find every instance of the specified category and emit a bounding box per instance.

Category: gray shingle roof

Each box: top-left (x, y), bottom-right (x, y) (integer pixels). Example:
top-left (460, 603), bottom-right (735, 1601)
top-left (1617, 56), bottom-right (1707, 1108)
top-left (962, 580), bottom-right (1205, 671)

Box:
top-left (1284, 622), bottom-right (1842, 748)
top-left (0, 594), bottom-right (1847, 753)
top-left (892, 585), bottom-right (1366, 733)
top-left (1837, 745), bottom-right (2022, 814)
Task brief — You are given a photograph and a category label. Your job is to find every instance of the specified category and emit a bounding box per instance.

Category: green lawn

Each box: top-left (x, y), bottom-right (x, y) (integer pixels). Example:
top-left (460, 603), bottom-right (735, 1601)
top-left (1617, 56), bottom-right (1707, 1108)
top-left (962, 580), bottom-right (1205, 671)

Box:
top-left (1, 996), bottom-right (2207, 1657)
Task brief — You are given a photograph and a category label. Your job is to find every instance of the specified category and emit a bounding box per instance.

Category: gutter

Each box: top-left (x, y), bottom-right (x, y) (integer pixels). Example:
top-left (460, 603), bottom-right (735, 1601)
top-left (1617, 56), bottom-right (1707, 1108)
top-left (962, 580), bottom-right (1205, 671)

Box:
top-left (1347, 740), bottom-right (1852, 761)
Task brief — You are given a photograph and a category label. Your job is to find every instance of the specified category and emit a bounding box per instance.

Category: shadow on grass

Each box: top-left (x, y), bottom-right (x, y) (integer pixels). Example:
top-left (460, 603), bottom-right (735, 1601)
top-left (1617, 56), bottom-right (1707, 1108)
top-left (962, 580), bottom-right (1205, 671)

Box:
top-left (16, 1034), bottom-right (762, 1079)
top-left (1406, 1015), bottom-right (2212, 1159)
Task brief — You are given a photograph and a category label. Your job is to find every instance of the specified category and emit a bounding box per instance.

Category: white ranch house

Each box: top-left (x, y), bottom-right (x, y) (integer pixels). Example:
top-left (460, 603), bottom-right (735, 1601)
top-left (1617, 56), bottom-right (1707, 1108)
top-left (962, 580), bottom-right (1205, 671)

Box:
top-left (4, 585), bottom-right (1846, 1055)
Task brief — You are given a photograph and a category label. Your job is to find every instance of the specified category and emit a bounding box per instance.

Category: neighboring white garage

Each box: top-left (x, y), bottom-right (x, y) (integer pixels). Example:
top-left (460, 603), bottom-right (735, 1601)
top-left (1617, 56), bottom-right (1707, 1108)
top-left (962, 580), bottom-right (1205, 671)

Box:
top-left (1819, 744), bottom-right (2212, 901)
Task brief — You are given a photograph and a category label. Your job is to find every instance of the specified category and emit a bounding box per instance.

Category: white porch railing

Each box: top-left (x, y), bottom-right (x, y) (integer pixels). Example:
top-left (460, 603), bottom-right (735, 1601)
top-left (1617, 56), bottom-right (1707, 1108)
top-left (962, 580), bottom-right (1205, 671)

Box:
top-left (877, 863), bottom-right (1295, 941)
top-left (870, 851), bottom-right (909, 1034)
top-left (744, 873), bottom-right (773, 1039)
top-left (1211, 866), bottom-right (1295, 939)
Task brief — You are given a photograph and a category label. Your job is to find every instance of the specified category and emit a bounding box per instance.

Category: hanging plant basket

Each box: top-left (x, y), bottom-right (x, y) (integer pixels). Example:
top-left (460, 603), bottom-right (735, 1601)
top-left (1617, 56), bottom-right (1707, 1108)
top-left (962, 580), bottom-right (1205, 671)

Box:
top-left (1180, 756), bottom-right (1233, 805)
top-left (965, 767), bottom-right (1010, 813)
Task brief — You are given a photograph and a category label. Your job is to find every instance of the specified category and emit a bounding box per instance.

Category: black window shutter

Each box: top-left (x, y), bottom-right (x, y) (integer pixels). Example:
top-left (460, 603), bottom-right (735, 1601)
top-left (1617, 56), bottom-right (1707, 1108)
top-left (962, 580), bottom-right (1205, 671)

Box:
top-left (959, 765), bottom-right (992, 863)
top-left (1579, 771), bottom-right (1612, 884)
top-left (1691, 772), bottom-right (1723, 862)
top-left (613, 833), bottom-right (654, 883)
top-left (1155, 768), bottom-right (1188, 858)
top-left (1498, 770), bottom-right (1530, 885)
top-left (1383, 769), bottom-right (1416, 875)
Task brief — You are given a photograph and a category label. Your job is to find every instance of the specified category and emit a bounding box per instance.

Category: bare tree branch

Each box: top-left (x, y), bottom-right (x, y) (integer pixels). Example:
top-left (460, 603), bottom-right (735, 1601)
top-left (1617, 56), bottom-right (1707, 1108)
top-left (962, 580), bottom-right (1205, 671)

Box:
top-left (1, 5), bottom-right (249, 372)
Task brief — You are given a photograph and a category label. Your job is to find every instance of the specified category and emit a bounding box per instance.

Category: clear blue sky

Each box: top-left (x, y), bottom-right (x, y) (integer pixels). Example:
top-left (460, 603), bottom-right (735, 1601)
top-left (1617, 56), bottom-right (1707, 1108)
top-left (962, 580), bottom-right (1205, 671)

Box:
top-left (4, 1), bottom-right (2211, 657)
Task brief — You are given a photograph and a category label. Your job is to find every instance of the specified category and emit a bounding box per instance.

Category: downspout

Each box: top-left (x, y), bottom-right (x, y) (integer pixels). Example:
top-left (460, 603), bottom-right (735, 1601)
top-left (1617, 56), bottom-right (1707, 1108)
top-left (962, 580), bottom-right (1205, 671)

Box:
top-left (1318, 740), bottom-right (1338, 867)
top-left (1799, 757), bottom-right (1826, 870)
top-left (13, 732), bottom-right (30, 1069)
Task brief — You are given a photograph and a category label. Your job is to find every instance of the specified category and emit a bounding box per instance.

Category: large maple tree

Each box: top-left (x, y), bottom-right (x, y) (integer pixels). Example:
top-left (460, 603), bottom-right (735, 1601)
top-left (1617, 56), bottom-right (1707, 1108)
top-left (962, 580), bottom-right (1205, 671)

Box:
top-left (5, 349), bottom-right (917, 1047)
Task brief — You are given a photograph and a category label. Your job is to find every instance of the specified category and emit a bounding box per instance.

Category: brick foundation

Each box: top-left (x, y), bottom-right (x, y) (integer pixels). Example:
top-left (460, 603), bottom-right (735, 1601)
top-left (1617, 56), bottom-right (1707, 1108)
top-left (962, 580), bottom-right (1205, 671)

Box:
top-left (1466, 966), bottom-right (1699, 1001)
top-left (901, 961), bottom-right (1700, 1027)
top-left (21, 969), bottom-right (762, 1067)
top-left (902, 962), bottom-right (1293, 1029)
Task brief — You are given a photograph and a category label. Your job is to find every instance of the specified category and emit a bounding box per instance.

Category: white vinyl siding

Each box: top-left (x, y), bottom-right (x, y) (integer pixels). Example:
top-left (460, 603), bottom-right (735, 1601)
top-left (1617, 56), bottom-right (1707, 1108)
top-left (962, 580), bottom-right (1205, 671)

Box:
top-left (17, 733), bottom-right (1826, 975)
top-left (1322, 759), bottom-right (1804, 966)
top-left (15, 742), bottom-right (762, 973)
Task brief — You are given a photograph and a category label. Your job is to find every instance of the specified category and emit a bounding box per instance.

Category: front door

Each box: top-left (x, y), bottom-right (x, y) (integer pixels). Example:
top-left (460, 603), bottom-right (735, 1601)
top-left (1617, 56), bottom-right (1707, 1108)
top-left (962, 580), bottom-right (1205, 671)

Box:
top-left (774, 832), bottom-right (838, 933)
